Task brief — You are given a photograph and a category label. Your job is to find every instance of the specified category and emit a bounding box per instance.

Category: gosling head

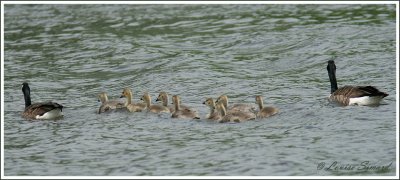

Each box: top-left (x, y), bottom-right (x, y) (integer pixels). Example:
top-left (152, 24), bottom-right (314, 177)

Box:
top-left (216, 95), bottom-right (227, 102)
top-left (156, 92), bottom-right (168, 102)
top-left (141, 92), bottom-right (151, 102)
top-left (203, 98), bottom-right (215, 108)
top-left (120, 88), bottom-right (132, 98)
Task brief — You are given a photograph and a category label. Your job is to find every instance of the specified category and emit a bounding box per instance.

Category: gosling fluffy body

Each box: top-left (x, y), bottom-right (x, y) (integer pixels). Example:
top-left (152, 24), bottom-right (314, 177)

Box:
top-left (120, 88), bottom-right (146, 112)
top-left (255, 95), bottom-right (279, 118)
top-left (141, 92), bottom-right (170, 113)
top-left (216, 95), bottom-right (257, 113)
top-left (215, 101), bottom-right (255, 123)
top-left (171, 95), bottom-right (200, 119)
top-left (98, 92), bottom-right (125, 114)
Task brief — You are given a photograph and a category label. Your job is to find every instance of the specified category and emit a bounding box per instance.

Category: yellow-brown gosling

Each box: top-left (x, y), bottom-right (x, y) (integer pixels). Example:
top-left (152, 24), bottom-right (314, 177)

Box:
top-left (21, 82), bottom-right (63, 120)
top-left (171, 95), bottom-right (200, 119)
top-left (155, 92), bottom-right (174, 112)
top-left (327, 60), bottom-right (388, 106)
top-left (215, 101), bottom-right (256, 123)
top-left (216, 95), bottom-right (257, 113)
top-left (202, 97), bottom-right (221, 121)
top-left (255, 95), bottom-right (279, 118)
top-left (98, 92), bottom-right (125, 114)
top-left (140, 92), bottom-right (170, 113)
top-left (120, 88), bottom-right (146, 112)
top-left (155, 92), bottom-right (191, 113)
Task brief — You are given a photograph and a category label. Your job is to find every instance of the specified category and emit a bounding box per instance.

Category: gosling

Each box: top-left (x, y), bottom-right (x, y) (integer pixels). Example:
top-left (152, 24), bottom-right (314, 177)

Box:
top-left (120, 88), bottom-right (146, 112)
top-left (156, 92), bottom-right (191, 113)
top-left (141, 92), bottom-right (170, 113)
top-left (98, 92), bottom-right (126, 114)
top-left (202, 97), bottom-right (221, 121)
top-left (215, 101), bottom-right (256, 123)
top-left (216, 95), bottom-right (257, 113)
top-left (255, 95), bottom-right (279, 118)
top-left (171, 95), bottom-right (200, 119)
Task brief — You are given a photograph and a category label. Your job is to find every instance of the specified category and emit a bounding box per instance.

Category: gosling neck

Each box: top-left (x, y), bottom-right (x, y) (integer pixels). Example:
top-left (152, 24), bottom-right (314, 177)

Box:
top-left (126, 91), bottom-right (133, 105)
top-left (163, 95), bottom-right (169, 107)
top-left (258, 99), bottom-right (264, 110)
top-left (222, 98), bottom-right (228, 109)
top-left (174, 98), bottom-right (180, 111)
top-left (101, 94), bottom-right (108, 103)
top-left (219, 104), bottom-right (226, 116)
top-left (144, 95), bottom-right (151, 108)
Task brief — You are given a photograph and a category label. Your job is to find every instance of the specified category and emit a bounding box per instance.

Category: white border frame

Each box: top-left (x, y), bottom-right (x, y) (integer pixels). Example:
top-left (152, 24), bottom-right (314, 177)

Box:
top-left (1, 1), bottom-right (399, 179)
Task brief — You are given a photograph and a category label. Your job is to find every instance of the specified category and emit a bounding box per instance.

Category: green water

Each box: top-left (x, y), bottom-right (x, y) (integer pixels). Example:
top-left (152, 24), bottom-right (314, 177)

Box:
top-left (3, 4), bottom-right (397, 176)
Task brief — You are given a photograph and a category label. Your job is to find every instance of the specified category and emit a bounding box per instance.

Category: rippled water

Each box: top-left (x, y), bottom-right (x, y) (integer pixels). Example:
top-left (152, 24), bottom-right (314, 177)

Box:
top-left (3, 4), bottom-right (397, 176)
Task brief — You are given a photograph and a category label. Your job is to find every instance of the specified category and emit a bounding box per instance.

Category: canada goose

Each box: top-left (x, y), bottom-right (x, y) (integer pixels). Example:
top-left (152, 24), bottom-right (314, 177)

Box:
top-left (140, 92), bottom-right (170, 113)
top-left (21, 82), bottom-right (63, 120)
top-left (255, 95), bottom-right (279, 118)
top-left (155, 92), bottom-right (191, 113)
top-left (216, 95), bottom-right (257, 113)
top-left (120, 88), bottom-right (146, 112)
top-left (327, 60), bottom-right (388, 106)
top-left (171, 95), bottom-right (200, 119)
top-left (202, 97), bottom-right (221, 121)
top-left (215, 101), bottom-right (256, 123)
top-left (98, 92), bottom-right (125, 114)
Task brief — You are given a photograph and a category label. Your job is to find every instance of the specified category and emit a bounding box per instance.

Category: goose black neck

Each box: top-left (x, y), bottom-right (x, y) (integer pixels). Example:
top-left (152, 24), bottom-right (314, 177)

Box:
top-left (327, 60), bottom-right (338, 93)
top-left (22, 83), bottom-right (31, 107)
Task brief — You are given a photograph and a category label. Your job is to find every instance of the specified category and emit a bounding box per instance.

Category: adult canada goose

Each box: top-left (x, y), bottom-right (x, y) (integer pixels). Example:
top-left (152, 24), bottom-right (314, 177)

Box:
top-left (120, 88), bottom-right (146, 112)
top-left (202, 98), bottom-right (221, 121)
top-left (255, 95), bottom-right (279, 118)
top-left (21, 82), bottom-right (63, 120)
top-left (155, 92), bottom-right (191, 113)
top-left (215, 101), bottom-right (256, 123)
top-left (140, 92), bottom-right (170, 113)
top-left (98, 92), bottom-right (125, 114)
top-left (216, 95), bottom-right (257, 113)
top-left (171, 95), bottom-right (200, 119)
top-left (327, 60), bottom-right (388, 106)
